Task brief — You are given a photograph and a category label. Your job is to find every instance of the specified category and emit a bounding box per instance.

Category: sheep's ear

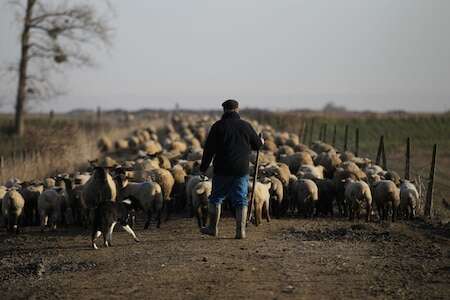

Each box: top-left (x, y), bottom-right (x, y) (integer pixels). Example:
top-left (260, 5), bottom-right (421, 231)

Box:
top-left (122, 199), bottom-right (132, 205)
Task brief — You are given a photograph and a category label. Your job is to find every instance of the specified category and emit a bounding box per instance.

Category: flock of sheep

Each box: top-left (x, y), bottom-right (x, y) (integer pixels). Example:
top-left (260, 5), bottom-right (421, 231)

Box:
top-left (0, 114), bottom-right (421, 248)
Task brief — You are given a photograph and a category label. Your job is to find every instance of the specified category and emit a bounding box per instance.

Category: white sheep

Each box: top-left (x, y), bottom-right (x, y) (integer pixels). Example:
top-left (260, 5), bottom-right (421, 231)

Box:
top-left (2, 189), bottom-right (25, 233)
top-left (400, 180), bottom-right (420, 219)
top-left (345, 180), bottom-right (372, 222)
top-left (297, 164), bottom-right (325, 180)
top-left (185, 175), bottom-right (204, 217)
top-left (38, 188), bottom-right (68, 231)
top-left (191, 179), bottom-right (212, 228)
top-left (117, 177), bottom-right (163, 229)
top-left (248, 180), bottom-right (271, 226)
top-left (292, 179), bottom-right (318, 218)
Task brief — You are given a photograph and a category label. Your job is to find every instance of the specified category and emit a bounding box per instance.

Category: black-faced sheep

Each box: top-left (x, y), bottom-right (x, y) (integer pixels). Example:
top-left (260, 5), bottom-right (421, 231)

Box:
top-left (314, 178), bottom-right (335, 217)
top-left (384, 170), bottom-right (401, 186)
top-left (20, 183), bottom-right (44, 226)
top-left (315, 150), bottom-right (342, 179)
top-left (37, 188), bottom-right (66, 231)
top-left (170, 164), bottom-right (187, 211)
top-left (333, 168), bottom-right (359, 217)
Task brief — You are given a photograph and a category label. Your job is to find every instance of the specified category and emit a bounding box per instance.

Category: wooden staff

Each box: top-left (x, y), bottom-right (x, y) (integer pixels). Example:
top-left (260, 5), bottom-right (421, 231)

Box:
top-left (248, 133), bottom-right (262, 225)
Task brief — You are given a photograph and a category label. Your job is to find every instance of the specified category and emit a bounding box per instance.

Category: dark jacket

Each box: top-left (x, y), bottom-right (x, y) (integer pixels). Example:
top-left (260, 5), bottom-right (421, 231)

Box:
top-left (200, 111), bottom-right (262, 176)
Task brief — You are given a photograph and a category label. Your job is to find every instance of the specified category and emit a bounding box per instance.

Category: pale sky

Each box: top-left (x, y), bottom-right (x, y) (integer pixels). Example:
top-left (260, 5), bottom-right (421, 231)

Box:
top-left (1, 0), bottom-right (450, 112)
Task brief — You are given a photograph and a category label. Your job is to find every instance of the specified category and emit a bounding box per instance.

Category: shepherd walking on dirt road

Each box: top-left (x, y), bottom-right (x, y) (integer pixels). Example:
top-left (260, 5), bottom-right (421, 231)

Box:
top-left (199, 99), bottom-right (263, 239)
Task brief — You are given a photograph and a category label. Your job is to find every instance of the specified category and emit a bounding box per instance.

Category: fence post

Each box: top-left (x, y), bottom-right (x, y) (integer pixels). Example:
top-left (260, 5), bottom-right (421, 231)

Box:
top-left (318, 124), bottom-right (323, 141)
top-left (97, 106), bottom-right (102, 123)
top-left (302, 122), bottom-right (309, 144)
top-left (355, 128), bottom-right (360, 157)
top-left (309, 119), bottom-right (315, 146)
top-left (405, 137), bottom-right (411, 180)
top-left (323, 124), bottom-right (327, 143)
top-left (299, 121), bottom-right (306, 143)
top-left (381, 139), bottom-right (387, 170)
top-left (425, 144), bottom-right (438, 217)
top-left (332, 124), bottom-right (337, 147)
top-left (0, 156), bottom-right (4, 177)
top-left (376, 135), bottom-right (384, 166)
top-left (344, 125), bottom-right (349, 151)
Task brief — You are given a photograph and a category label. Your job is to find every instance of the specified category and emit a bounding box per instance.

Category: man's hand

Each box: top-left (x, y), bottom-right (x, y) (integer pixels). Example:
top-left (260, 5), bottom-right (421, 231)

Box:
top-left (260, 136), bottom-right (265, 145)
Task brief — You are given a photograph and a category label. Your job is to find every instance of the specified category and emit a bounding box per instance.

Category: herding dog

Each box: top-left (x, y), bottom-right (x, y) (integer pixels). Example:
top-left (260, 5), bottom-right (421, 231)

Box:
top-left (91, 199), bottom-right (140, 250)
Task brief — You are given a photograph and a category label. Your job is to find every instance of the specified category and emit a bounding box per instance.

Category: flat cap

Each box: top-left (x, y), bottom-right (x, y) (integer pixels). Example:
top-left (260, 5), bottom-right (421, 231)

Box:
top-left (222, 99), bottom-right (239, 110)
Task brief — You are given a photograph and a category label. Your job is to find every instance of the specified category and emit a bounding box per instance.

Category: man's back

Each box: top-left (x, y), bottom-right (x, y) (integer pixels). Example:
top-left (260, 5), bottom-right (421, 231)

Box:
top-left (200, 111), bottom-right (261, 176)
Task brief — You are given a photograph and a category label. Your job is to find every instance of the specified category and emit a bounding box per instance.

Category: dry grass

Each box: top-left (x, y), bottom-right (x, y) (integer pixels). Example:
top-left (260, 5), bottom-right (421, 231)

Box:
top-left (0, 115), bottom-right (144, 183)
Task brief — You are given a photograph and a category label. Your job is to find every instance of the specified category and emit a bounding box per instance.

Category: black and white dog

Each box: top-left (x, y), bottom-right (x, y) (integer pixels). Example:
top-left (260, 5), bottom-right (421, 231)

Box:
top-left (91, 199), bottom-right (140, 250)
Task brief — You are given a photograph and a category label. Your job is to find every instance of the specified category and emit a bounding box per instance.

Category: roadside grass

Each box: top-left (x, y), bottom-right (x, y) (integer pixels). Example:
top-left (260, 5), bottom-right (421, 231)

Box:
top-left (0, 114), bottom-right (136, 183)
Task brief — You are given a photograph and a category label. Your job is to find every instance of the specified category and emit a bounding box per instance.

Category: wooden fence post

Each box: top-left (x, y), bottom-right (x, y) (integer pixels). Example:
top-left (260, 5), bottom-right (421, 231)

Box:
top-left (381, 138), bottom-right (387, 170)
top-left (299, 121), bottom-right (306, 143)
top-left (425, 144), bottom-right (438, 217)
top-left (355, 128), bottom-right (360, 157)
top-left (332, 124), bottom-right (337, 147)
top-left (97, 106), bottom-right (102, 123)
top-left (318, 124), bottom-right (323, 141)
top-left (302, 122), bottom-right (309, 144)
top-left (323, 124), bottom-right (327, 143)
top-left (309, 119), bottom-right (315, 146)
top-left (405, 137), bottom-right (411, 180)
top-left (376, 136), bottom-right (384, 166)
top-left (0, 156), bottom-right (4, 177)
top-left (344, 125), bottom-right (349, 151)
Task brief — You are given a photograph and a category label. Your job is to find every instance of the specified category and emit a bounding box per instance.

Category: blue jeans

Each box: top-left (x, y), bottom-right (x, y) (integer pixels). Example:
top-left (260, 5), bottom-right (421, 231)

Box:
top-left (209, 175), bottom-right (249, 207)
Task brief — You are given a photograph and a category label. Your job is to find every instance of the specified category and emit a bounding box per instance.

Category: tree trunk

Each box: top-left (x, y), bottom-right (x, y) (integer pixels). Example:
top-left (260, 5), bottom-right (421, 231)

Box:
top-left (14, 0), bottom-right (36, 136)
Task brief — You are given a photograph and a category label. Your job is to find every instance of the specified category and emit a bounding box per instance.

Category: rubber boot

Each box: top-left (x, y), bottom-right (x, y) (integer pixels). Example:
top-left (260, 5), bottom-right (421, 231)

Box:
top-left (200, 203), bottom-right (221, 237)
top-left (235, 206), bottom-right (248, 239)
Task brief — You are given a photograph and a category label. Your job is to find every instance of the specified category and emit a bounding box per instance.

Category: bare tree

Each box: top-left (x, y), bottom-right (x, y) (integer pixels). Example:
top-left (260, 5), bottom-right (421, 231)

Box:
top-left (8, 0), bottom-right (113, 136)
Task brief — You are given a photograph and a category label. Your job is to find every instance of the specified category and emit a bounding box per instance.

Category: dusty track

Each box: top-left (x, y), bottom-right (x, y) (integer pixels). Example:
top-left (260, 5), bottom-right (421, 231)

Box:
top-left (1, 215), bottom-right (449, 300)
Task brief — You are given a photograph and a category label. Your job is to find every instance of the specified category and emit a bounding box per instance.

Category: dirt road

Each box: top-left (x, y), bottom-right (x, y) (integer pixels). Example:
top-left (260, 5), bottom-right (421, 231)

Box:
top-left (1, 215), bottom-right (449, 300)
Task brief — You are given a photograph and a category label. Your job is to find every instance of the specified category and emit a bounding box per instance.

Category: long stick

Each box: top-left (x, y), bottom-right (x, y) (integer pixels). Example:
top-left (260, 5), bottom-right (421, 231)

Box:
top-left (248, 134), bottom-right (262, 225)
